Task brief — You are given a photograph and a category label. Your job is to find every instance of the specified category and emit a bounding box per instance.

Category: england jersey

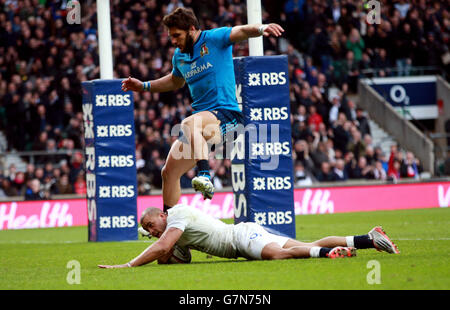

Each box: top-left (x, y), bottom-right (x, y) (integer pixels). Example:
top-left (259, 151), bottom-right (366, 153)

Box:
top-left (171, 27), bottom-right (241, 113)
top-left (166, 204), bottom-right (237, 258)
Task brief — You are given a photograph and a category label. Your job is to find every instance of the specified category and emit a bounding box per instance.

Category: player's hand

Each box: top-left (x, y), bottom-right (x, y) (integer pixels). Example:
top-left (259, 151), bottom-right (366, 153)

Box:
top-left (261, 23), bottom-right (284, 37)
top-left (98, 263), bottom-right (130, 269)
top-left (121, 76), bottom-right (143, 92)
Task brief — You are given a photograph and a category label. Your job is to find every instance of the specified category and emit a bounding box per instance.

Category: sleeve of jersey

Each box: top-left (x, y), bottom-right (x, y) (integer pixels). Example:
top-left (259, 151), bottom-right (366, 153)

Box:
top-left (171, 53), bottom-right (183, 78)
top-left (166, 210), bottom-right (187, 232)
top-left (207, 27), bottom-right (233, 48)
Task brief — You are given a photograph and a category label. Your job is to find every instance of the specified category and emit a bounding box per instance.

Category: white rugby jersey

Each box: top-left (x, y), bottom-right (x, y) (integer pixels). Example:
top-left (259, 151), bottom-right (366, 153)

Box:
top-left (166, 204), bottom-right (238, 259)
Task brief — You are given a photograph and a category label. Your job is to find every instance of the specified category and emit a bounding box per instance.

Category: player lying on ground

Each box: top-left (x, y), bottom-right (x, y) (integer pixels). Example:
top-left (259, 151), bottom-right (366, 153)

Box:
top-left (98, 204), bottom-right (400, 268)
top-left (121, 7), bottom-right (285, 212)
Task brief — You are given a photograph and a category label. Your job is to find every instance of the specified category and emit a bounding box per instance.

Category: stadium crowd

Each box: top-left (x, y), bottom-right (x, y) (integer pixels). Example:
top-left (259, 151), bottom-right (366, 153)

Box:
top-left (0, 0), bottom-right (448, 199)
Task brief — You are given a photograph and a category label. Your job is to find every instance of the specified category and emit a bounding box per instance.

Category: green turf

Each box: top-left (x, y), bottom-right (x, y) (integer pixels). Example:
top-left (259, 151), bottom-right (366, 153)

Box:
top-left (0, 208), bottom-right (449, 290)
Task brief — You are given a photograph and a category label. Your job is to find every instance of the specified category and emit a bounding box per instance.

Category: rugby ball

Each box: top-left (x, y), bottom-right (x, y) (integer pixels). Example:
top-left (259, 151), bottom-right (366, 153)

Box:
top-left (168, 244), bottom-right (192, 264)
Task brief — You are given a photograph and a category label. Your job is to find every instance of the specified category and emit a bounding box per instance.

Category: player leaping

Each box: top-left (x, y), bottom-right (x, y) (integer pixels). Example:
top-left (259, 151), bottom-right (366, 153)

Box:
top-left (121, 8), bottom-right (284, 212)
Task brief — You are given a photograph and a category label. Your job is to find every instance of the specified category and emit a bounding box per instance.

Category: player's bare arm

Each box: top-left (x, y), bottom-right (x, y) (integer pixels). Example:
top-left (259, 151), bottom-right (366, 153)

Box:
top-left (121, 73), bottom-right (185, 93)
top-left (98, 227), bottom-right (183, 268)
top-left (229, 23), bottom-right (284, 43)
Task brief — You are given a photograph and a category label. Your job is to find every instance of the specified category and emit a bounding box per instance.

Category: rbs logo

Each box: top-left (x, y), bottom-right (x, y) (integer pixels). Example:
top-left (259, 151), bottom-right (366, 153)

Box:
top-left (95, 94), bottom-right (131, 107)
top-left (98, 155), bottom-right (134, 168)
top-left (99, 185), bottom-right (135, 198)
top-left (248, 72), bottom-right (287, 87)
top-left (96, 124), bottom-right (132, 137)
top-left (250, 107), bottom-right (289, 121)
top-left (254, 211), bottom-right (293, 225)
top-left (99, 215), bottom-right (135, 229)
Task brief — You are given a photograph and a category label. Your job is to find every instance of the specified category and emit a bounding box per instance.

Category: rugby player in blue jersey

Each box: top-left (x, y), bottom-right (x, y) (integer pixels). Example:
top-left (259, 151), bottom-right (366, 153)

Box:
top-left (122, 7), bottom-right (284, 211)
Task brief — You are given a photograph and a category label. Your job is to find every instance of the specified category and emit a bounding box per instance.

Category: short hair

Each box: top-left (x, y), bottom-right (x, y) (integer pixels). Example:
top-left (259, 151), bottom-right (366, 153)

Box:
top-left (162, 7), bottom-right (200, 31)
top-left (140, 207), bottom-right (162, 226)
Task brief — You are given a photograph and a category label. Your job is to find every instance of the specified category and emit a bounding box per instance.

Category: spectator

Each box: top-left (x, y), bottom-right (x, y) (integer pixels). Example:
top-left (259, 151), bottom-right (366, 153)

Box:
top-left (373, 161), bottom-right (387, 181)
top-left (180, 169), bottom-right (195, 189)
top-left (24, 178), bottom-right (45, 201)
top-left (55, 174), bottom-right (74, 195)
top-left (400, 151), bottom-right (423, 179)
top-left (316, 161), bottom-right (335, 182)
top-left (1, 178), bottom-right (18, 197)
top-left (355, 107), bottom-right (371, 137)
top-left (332, 158), bottom-right (348, 181)
top-left (294, 161), bottom-right (313, 186)
top-left (73, 172), bottom-right (87, 195)
top-left (351, 156), bottom-right (374, 180)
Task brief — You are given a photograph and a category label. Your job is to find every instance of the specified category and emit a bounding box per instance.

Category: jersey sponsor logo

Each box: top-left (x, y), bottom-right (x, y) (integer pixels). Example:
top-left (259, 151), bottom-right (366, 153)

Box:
top-left (251, 142), bottom-right (290, 156)
top-left (183, 61), bottom-right (213, 79)
top-left (97, 155), bottom-right (134, 168)
top-left (253, 176), bottom-right (292, 190)
top-left (254, 211), bottom-right (293, 225)
top-left (98, 185), bottom-right (135, 198)
top-left (99, 215), bottom-right (135, 229)
top-left (250, 107), bottom-right (289, 121)
top-left (95, 94), bottom-right (131, 107)
top-left (96, 124), bottom-right (133, 137)
top-left (248, 72), bottom-right (287, 86)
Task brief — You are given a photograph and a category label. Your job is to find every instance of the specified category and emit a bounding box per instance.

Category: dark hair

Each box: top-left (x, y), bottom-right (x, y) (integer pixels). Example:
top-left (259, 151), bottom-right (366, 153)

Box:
top-left (162, 7), bottom-right (200, 31)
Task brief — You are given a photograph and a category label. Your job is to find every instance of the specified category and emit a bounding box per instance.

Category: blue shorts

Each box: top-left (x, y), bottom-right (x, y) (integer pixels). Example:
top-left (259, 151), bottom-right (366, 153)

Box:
top-left (210, 109), bottom-right (244, 142)
top-left (178, 109), bottom-right (244, 144)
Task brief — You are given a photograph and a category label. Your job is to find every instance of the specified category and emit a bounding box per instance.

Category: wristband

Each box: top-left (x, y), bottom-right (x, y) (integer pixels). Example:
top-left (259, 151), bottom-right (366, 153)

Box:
top-left (258, 24), bottom-right (268, 36)
top-left (126, 262), bottom-right (132, 267)
top-left (142, 81), bottom-right (151, 91)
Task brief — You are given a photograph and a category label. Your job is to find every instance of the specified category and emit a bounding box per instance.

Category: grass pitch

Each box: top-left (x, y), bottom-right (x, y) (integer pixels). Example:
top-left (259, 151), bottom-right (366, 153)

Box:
top-left (0, 208), bottom-right (449, 290)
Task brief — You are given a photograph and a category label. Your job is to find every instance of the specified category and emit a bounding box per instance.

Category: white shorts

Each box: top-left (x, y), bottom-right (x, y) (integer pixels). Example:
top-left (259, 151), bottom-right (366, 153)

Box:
top-left (233, 222), bottom-right (289, 260)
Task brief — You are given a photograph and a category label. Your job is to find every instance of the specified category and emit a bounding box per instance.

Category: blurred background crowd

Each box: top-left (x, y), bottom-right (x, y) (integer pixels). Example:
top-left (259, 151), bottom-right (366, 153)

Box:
top-left (0, 0), bottom-right (449, 199)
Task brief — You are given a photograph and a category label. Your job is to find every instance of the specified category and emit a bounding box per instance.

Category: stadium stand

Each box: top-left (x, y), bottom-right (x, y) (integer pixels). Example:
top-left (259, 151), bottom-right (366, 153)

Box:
top-left (0, 0), bottom-right (449, 200)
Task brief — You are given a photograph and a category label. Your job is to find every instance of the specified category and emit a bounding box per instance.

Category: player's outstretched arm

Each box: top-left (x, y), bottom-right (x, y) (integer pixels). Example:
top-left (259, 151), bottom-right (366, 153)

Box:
top-left (229, 23), bottom-right (284, 43)
top-left (121, 73), bottom-right (185, 93)
top-left (98, 228), bottom-right (183, 269)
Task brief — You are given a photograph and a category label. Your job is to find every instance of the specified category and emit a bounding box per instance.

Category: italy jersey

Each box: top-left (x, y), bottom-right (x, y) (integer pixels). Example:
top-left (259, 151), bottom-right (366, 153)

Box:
top-left (171, 27), bottom-right (241, 113)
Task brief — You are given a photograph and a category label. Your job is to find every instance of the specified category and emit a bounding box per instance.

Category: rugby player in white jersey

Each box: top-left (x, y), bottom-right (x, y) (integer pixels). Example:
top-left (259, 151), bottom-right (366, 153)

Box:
top-left (98, 204), bottom-right (399, 268)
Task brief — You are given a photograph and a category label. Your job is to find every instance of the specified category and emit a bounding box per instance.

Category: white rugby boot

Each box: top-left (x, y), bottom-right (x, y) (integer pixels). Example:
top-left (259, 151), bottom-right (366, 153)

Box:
top-left (192, 175), bottom-right (214, 200)
top-left (138, 227), bottom-right (152, 239)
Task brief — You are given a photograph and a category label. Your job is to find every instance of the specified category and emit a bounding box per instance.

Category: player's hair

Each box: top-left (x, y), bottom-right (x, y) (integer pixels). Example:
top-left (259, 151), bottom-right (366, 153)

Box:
top-left (162, 7), bottom-right (200, 31)
top-left (140, 207), bottom-right (162, 226)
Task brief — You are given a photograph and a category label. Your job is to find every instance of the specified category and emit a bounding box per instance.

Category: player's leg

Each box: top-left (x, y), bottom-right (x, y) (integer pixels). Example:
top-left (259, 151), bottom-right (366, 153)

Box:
top-left (283, 226), bottom-right (399, 254)
top-left (161, 139), bottom-right (196, 209)
top-left (261, 242), bottom-right (355, 259)
top-left (261, 242), bottom-right (311, 260)
top-left (181, 111), bottom-right (221, 199)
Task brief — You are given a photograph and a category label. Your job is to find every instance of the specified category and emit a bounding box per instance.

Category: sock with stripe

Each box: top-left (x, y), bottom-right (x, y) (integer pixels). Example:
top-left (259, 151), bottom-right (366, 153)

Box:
top-left (309, 247), bottom-right (333, 258)
top-left (346, 235), bottom-right (374, 249)
top-left (196, 160), bottom-right (211, 178)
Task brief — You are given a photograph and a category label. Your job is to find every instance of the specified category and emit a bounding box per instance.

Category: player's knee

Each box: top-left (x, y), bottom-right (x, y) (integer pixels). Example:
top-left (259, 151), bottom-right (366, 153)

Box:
top-left (181, 118), bottom-right (195, 135)
top-left (261, 248), bottom-right (288, 260)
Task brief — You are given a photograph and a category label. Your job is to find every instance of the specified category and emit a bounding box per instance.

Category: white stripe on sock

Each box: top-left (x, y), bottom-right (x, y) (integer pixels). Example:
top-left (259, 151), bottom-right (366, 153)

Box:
top-left (346, 236), bottom-right (355, 248)
top-left (309, 246), bottom-right (321, 258)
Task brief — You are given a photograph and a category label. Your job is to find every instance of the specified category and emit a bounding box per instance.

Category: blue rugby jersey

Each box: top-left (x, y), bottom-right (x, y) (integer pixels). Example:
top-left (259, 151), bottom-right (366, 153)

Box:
top-left (171, 27), bottom-right (241, 113)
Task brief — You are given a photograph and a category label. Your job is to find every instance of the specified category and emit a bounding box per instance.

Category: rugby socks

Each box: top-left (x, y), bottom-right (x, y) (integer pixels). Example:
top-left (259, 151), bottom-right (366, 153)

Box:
top-left (196, 160), bottom-right (211, 179)
top-left (346, 235), bottom-right (374, 249)
top-left (309, 246), bottom-right (333, 258)
top-left (163, 204), bottom-right (171, 213)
